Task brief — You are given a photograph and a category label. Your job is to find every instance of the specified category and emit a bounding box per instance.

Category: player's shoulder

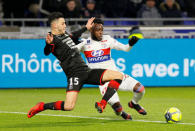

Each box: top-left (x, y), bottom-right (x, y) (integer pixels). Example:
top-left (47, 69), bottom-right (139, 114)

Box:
top-left (103, 34), bottom-right (112, 39)
top-left (80, 37), bottom-right (91, 45)
top-left (103, 35), bottom-right (115, 42)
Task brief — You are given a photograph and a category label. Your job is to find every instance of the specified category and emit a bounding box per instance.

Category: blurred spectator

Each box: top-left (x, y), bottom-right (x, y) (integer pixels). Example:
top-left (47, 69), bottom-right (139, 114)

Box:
top-left (25, 0), bottom-right (42, 26)
top-left (2, 0), bottom-right (27, 26)
top-left (175, 0), bottom-right (185, 11)
top-left (70, 0), bottom-right (83, 11)
top-left (154, 0), bottom-right (164, 8)
top-left (0, 0), bottom-right (3, 18)
top-left (0, 0), bottom-right (2, 26)
top-left (185, 0), bottom-right (195, 17)
top-left (137, 0), bottom-right (163, 26)
top-left (62, 0), bottom-right (82, 25)
top-left (39, 0), bottom-right (67, 17)
top-left (82, 0), bottom-right (102, 18)
top-left (63, 0), bottom-right (82, 18)
top-left (159, 0), bottom-right (182, 25)
top-left (154, 0), bottom-right (185, 11)
top-left (125, 0), bottom-right (144, 18)
top-left (39, 0), bottom-right (81, 16)
top-left (40, 0), bottom-right (82, 18)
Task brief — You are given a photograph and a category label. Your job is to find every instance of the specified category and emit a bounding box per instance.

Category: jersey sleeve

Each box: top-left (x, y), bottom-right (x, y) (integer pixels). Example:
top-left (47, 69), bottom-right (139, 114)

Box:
top-left (66, 27), bottom-right (87, 45)
top-left (75, 38), bottom-right (86, 52)
top-left (71, 27), bottom-right (87, 38)
top-left (109, 36), bottom-right (132, 52)
top-left (44, 43), bottom-right (53, 56)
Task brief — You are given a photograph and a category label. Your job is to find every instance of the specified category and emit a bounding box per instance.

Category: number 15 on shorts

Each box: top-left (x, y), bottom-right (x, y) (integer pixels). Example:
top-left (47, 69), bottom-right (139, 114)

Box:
top-left (69, 77), bottom-right (79, 86)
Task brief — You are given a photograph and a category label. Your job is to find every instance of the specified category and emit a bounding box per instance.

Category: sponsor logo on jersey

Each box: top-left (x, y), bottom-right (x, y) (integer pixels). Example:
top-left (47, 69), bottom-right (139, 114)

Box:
top-left (91, 50), bottom-right (104, 57)
top-left (84, 48), bottom-right (111, 63)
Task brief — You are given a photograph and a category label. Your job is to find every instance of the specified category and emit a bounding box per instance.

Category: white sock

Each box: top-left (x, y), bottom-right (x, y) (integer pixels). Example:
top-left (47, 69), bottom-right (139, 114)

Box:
top-left (132, 90), bottom-right (145, 104)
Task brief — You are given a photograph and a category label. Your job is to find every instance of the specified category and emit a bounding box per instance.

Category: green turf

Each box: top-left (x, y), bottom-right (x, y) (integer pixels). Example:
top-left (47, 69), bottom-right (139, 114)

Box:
top-left (0, 87), bottom-right (195, 131)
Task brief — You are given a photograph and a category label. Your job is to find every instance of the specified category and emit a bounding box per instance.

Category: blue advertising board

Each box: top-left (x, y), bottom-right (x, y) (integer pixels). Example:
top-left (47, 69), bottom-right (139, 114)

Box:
top-left (0, 39), bottom-right (195, 88)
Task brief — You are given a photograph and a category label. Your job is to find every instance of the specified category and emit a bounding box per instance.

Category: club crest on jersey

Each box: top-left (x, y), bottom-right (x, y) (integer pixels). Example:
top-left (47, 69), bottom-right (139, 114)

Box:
top-left (86, 40), bottom-right (91, 45)
top-left (91, 50), bottom-right (104, 57)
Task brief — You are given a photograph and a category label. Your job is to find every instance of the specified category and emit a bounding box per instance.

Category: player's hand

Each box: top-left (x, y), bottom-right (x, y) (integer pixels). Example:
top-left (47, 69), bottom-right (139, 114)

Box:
top-left (128, 36), bottom-right (139, 46)
top-left (86, 17), bottom-right (95, 30)
top-left (46, 33), bottom-right (53, 44)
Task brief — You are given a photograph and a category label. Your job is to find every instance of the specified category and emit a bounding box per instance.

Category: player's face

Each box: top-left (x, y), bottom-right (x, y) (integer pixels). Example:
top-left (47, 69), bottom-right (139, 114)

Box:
top-left (56, 18), bottom-right (66, 34)
top-left (93, 24), bottom-right (103, 41)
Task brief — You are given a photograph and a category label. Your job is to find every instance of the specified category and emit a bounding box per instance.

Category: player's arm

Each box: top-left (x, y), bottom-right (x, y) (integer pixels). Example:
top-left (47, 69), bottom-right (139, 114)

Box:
top-left (128, 36), bottom-right (139, 47)
top-left (113, 26), bottom-right (143, 51)
top-left (68, 27), bottom-right (87, 45)
top-left (74, 38), bottom-right (86, 52)
top-left (69, 17), bottom-right (95, 44)
top-left (111, 36), bottom-right (139, 52)
top-left (128, 26), bottom-right (144, 46)
top-left (44, 33), bottom-right (54, 56)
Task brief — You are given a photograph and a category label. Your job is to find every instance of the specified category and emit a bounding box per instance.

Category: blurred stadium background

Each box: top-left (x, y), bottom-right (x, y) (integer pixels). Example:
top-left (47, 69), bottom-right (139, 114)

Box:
top-left (0, 0), bottom-right (195, 130)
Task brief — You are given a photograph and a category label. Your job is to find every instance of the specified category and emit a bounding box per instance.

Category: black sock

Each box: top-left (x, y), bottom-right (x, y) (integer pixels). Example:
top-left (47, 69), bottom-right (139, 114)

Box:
top-left (44, 101), bottom-right (65, 110)
top-left (102, 87), bottom-right (116, 101)
top-left (102, 79), bottom-right (122, 102)
top-left (44, 102), bottom-right (55, 110)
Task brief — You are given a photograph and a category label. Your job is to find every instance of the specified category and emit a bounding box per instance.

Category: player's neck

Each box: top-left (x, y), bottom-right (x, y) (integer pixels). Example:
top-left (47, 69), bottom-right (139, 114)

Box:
top-left (51, 29), bottom-right (64, 35)
top-left (92, 35), bottom-right (101, 41)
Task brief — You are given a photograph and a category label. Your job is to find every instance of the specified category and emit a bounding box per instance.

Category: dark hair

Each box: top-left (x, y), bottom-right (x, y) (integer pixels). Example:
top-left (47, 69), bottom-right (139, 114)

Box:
top-left (93, 18), bottom-right (104, 25)
top-left (48, 12), bottom-right (64, 25)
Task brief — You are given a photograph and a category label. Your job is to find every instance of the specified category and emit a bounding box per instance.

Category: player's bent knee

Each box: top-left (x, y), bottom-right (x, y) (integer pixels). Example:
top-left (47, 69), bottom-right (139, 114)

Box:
top-left (103, 70), bottom-right (123, 82)
top-left (64, 103), bottom-right (76, 111)
top-left (116, 72), bottom-right (123, 80)
top-left (108, 79), bottom-right (122, 90)
top-left (64, 105), bottom-right (75, 111)
top-left (133, 83), bottom-right (145, 93)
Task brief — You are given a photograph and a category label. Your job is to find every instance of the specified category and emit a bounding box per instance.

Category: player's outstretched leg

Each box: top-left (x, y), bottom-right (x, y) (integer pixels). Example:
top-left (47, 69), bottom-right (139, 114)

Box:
top-left (95, 100), bottom-right (107, 113)
top-left (121, 111), bottom-right (132, 120)
top-left (112, 102), bottom-right (132, 120)
top-left (128, 101), bottom-right (147, 115)
top-left (129, 83), bottom-right (147, 115)
top-left (27, 102), bottom-right (45, 118)
top-left (27, 101), bottom-right (64, 118)
top-left (95, 79), bottom-right (122, 113)
top-left (95, 69), bottom-right (123, 113)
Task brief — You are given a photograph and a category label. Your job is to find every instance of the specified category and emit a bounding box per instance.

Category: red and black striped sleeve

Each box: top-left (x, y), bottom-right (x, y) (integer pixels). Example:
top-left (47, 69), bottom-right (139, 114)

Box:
top-left (44, 42), bottom-right (55, 56)
top-left (68, 27), bottom-right (87, 44)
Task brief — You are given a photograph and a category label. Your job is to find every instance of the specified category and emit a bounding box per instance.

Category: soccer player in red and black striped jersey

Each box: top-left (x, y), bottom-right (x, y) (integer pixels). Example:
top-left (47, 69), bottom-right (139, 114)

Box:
top-left (27, 12), bottom-right (137, 119)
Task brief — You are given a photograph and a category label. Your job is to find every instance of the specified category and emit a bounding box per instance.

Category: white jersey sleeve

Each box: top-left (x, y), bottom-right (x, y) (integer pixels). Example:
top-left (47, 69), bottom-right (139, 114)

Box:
top-left (108, 35), bottom-right (132, 52)
top-left (74, 38), bottom-right (86, 52)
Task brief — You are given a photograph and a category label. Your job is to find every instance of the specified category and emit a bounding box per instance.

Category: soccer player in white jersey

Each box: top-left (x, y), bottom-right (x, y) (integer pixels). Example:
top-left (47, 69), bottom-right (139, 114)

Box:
top-left (76, 19), bottom-right (147, 119)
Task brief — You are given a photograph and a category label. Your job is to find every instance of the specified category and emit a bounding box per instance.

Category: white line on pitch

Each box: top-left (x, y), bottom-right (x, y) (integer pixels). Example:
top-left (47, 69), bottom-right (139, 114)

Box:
top-left (0, 111), bottom-right (195, 126)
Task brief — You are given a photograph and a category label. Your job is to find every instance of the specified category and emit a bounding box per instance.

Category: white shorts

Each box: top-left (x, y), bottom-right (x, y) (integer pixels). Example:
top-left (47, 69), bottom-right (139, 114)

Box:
top-left (119, 74), bottom-right (138, 92)
top-left (99, 74), bottom-right (139, 105)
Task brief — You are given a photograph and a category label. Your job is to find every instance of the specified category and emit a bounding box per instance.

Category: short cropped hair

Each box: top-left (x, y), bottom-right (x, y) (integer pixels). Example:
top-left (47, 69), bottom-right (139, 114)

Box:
top-left (48, 12), bottom-right (64, 25)
top-left (93, 18), bottom-right (104, 25)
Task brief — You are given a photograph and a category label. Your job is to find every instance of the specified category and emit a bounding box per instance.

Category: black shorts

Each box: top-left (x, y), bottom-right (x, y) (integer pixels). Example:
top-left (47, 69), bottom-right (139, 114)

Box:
top-left (66, 69), bottom-right (106, 92)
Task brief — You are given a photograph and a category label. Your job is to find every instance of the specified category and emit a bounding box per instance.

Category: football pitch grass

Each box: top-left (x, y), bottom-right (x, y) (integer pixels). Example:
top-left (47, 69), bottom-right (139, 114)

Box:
top-left (0, 87), bottom-right (195, 131)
